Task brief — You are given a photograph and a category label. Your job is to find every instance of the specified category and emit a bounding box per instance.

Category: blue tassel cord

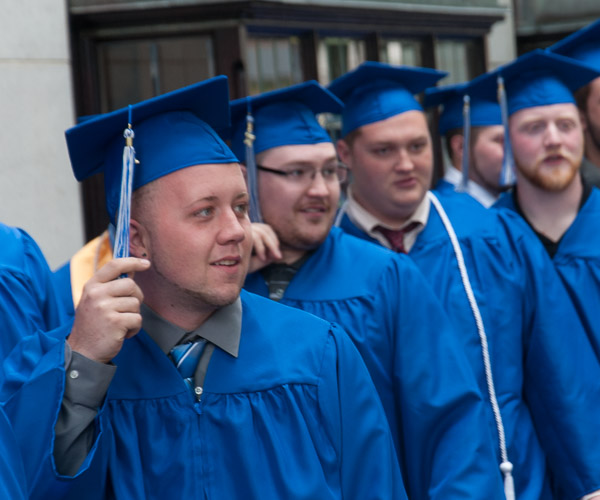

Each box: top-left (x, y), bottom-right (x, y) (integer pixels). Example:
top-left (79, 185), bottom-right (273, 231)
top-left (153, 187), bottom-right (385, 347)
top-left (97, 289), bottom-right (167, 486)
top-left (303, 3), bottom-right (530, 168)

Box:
top-left (113, 106), bottom-right (137, 261)
top-left (244, 104), bottom-right (263, 223)
top-left (457, 94), bottom-right (471, 192)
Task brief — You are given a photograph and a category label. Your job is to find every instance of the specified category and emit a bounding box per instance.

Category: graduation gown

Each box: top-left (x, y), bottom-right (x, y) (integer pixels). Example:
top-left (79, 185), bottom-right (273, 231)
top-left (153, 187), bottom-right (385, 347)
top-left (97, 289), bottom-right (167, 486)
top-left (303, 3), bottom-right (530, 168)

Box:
top-left (245, 227), bottom-right (505, 499)
top-left (0, 406), bottom-right (26, 499)
top-left (0, 290), bottom-right (405, 500)
top-left (338, 191), bottom-right (600, 500)
top-left (495, 187), bottom-right (600, 362)
top-left (0, 223), bottom-right (66, 360)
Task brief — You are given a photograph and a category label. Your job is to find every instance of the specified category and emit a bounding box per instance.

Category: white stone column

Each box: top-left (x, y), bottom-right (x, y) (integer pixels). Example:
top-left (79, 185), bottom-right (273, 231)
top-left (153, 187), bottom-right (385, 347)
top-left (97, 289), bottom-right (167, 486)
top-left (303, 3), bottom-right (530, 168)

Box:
top-left (0, 0), bottom-right (83, 269)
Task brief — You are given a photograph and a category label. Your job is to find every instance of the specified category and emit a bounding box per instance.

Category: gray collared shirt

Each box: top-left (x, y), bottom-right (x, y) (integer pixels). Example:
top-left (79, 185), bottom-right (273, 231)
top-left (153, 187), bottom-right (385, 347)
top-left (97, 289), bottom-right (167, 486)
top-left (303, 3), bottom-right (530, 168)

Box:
top-left (55, 298), bottom-right (242, 476)
top-left (141, 299), bottom-right (241, 393)
top-left (343, 185), bottom-right (429, 253)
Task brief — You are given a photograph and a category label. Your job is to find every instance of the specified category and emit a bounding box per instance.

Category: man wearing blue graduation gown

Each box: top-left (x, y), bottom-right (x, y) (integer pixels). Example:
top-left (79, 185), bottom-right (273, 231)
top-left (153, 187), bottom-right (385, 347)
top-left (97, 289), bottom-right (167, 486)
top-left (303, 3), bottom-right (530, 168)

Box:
top-left (1, 76), bottom-right (404, 499)
top-left (231, 81), bottom-right (505, 499)
top-left (331, 60), bottom-right (600, 500)
top-left (0, 225), bottom-right (90, 500)
top-left (473, 50), bottom-right (600, 381)
top-left (0, 218), bottom-right (71, 498)
top-left (423, 82), bottom-right (509, 207)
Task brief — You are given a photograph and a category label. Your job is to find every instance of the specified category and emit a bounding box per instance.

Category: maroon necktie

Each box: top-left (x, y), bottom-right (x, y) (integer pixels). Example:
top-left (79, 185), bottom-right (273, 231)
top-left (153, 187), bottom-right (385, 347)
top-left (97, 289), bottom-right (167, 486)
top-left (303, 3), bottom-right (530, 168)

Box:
top-left (376, 222), bottom-right (420, 253)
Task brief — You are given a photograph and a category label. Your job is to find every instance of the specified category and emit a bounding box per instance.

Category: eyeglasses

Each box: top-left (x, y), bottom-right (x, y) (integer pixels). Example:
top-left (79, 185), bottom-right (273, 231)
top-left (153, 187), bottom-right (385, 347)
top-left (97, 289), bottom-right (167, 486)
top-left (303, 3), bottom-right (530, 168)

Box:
top-left (256, 163), bottom-right (348, 184)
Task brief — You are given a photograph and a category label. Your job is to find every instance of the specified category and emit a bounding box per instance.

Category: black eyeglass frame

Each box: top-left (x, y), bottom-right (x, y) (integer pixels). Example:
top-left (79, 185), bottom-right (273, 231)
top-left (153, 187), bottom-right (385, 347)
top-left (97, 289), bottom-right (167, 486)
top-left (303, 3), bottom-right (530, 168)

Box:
top-left (255, 163), bottom-right (348, 183)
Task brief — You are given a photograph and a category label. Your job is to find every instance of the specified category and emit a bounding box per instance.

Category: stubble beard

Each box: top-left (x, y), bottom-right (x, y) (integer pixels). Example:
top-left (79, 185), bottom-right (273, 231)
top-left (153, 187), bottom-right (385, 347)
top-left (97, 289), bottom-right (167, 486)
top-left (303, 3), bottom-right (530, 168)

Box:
top-left (152, 256), bottom-right (243, 312)
top-left (276, 210), bottom-right (334, 253)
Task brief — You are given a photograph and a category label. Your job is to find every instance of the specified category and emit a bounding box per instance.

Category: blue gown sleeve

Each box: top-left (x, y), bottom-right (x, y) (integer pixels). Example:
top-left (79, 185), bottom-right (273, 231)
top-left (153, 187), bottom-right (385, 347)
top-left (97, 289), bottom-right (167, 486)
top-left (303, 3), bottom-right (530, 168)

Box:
top-left (0, 325), bottom-right (103, 500)
top-left (318, 323), bottom-right (407, 500)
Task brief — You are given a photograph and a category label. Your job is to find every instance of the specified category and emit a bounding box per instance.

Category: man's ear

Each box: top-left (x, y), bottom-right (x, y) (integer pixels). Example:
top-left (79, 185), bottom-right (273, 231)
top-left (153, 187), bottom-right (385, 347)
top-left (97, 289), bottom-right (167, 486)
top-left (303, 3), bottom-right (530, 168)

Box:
top-left (449, 134), bottom-right (464, 171)
top-left (129, 218), bottom-right (150, 259)
top-left (336, 139), bottom-right (352, 170)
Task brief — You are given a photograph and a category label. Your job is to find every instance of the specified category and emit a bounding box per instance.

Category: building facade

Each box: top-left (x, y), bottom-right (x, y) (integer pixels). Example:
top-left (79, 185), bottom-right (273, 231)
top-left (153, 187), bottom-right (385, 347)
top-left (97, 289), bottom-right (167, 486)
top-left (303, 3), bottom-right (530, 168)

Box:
top-left (2, 0), bottom-right (518, 256)
top-left (514, 0), bottom-right (599, 53)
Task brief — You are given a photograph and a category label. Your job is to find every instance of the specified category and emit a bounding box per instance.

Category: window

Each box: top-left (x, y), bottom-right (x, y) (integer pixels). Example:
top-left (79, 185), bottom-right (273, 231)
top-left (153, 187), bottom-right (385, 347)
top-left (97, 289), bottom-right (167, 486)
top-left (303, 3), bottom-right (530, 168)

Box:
top-left (380, 39), bottom-right (423, 67)
top-left (434, 38), bottom-right (485, 84)
top-left (97, 36), bottom-right (215, 112)
top-left (317, 37), bottom-right (366, 86)
top-left (245, 36), bottom-right (303, 95)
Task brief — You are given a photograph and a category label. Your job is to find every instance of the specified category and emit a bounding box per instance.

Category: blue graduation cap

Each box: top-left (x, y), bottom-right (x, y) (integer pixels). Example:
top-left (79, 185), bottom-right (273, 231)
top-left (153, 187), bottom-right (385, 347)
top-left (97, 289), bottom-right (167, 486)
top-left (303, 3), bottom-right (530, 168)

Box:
top-left (327, 61), bottom-right (447, 137)
top-left (548, 19), bottom-right (600, 71)
top-left (468, 49), bottom-right (600, 186)
top-left (228, 80), bottom-right (343, 159)
top-left (226, 80), bottom-right (343, 222)
top-left (66, 75), bottom-right (238, 258)
top-left (423, 82), bottom-right (502, 135)
top-left (424, 82), bottom-right (504, 190)
top-left (469, 49), bottom-right (600, 116)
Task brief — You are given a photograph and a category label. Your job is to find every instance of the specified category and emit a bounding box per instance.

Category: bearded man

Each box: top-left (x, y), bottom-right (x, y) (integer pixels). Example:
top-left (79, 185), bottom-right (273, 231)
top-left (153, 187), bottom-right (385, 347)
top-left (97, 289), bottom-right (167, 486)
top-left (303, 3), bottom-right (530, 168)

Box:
top-left (481, 50), bottom-right (600, 437)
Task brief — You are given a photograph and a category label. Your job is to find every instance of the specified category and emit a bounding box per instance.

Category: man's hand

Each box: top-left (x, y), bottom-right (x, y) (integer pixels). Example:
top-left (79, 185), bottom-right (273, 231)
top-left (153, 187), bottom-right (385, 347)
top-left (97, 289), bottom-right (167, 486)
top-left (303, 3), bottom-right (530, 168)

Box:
top-left (249, 223), bottom-right (283, 273)
top-left (68, 257), bottom-right (151, 364)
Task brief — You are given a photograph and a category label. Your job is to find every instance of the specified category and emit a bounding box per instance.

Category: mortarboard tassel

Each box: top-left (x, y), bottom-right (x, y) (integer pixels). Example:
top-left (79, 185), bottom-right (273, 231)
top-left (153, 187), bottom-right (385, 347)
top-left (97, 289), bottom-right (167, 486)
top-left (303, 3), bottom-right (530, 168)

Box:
top-left (113, 105), bottom-right (137, 261)
top-left (244, 101), bottom-right (263, 223)
top-left (457, 94), bottom-right (471, 192)
top-left (497, 76), bottom-right (517, 188)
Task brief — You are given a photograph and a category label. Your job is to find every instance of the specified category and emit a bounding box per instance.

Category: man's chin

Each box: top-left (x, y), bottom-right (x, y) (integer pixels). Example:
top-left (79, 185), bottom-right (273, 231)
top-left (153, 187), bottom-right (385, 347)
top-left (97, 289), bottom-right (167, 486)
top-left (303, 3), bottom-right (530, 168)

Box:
top-left (205, 288), bottom-right (242, 309)
top-left (282, 233), bottom-right (329, 253)
top-left (535, 166), bottom-right (579, 191)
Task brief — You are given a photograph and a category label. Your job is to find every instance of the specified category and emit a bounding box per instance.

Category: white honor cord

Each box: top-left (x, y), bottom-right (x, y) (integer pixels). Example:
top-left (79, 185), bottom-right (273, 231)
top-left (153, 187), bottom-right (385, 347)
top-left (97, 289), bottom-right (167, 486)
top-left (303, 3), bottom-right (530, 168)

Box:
top-left (427, 191), bottom-right (515, 500)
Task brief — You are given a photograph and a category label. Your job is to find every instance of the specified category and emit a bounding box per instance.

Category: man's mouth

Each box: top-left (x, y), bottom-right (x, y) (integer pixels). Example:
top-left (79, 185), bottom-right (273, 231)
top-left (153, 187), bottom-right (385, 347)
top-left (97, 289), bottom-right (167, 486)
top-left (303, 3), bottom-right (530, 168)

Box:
top-left (301, 206), bottom-right (327, 213)
top-left (212, 257), bottom-right (241, 266)
top-left (544, 154), bottom-right (565, 163)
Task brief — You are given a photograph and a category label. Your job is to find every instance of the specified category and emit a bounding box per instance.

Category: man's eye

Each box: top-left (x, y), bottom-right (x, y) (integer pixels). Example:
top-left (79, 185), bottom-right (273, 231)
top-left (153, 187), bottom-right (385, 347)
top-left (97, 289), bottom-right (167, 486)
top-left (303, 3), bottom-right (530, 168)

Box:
top-left (557, 120), bottom-right (576, 132)
top-left (409, 142), bottom-right (426, 153)
top-left (194, 207), bottom-right (213, 217)
top-left (322, 166), bottom-right (337, 178)
top-left (234, 203), bottom-right (249, 215)
top-left (525, 123), bottom-right (544, 134)
top-left (372, 147), bottom-right (390, 156)
top-left (287, 169), bottom-right (306, 179)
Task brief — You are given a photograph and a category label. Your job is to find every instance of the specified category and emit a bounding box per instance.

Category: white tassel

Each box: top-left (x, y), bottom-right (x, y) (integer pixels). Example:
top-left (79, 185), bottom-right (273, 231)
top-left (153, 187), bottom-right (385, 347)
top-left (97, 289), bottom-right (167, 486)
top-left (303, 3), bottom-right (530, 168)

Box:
top-left (500, 461), bottom-right (516, 500)
top-left (113, 125), bottom-right (136, 260)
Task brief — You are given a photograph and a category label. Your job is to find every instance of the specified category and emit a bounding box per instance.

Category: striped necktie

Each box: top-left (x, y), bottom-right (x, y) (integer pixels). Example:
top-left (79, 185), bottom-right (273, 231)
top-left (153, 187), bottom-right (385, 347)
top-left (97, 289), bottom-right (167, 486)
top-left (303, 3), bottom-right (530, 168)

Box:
top-left (169, 339), bottom-right (207, 398)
